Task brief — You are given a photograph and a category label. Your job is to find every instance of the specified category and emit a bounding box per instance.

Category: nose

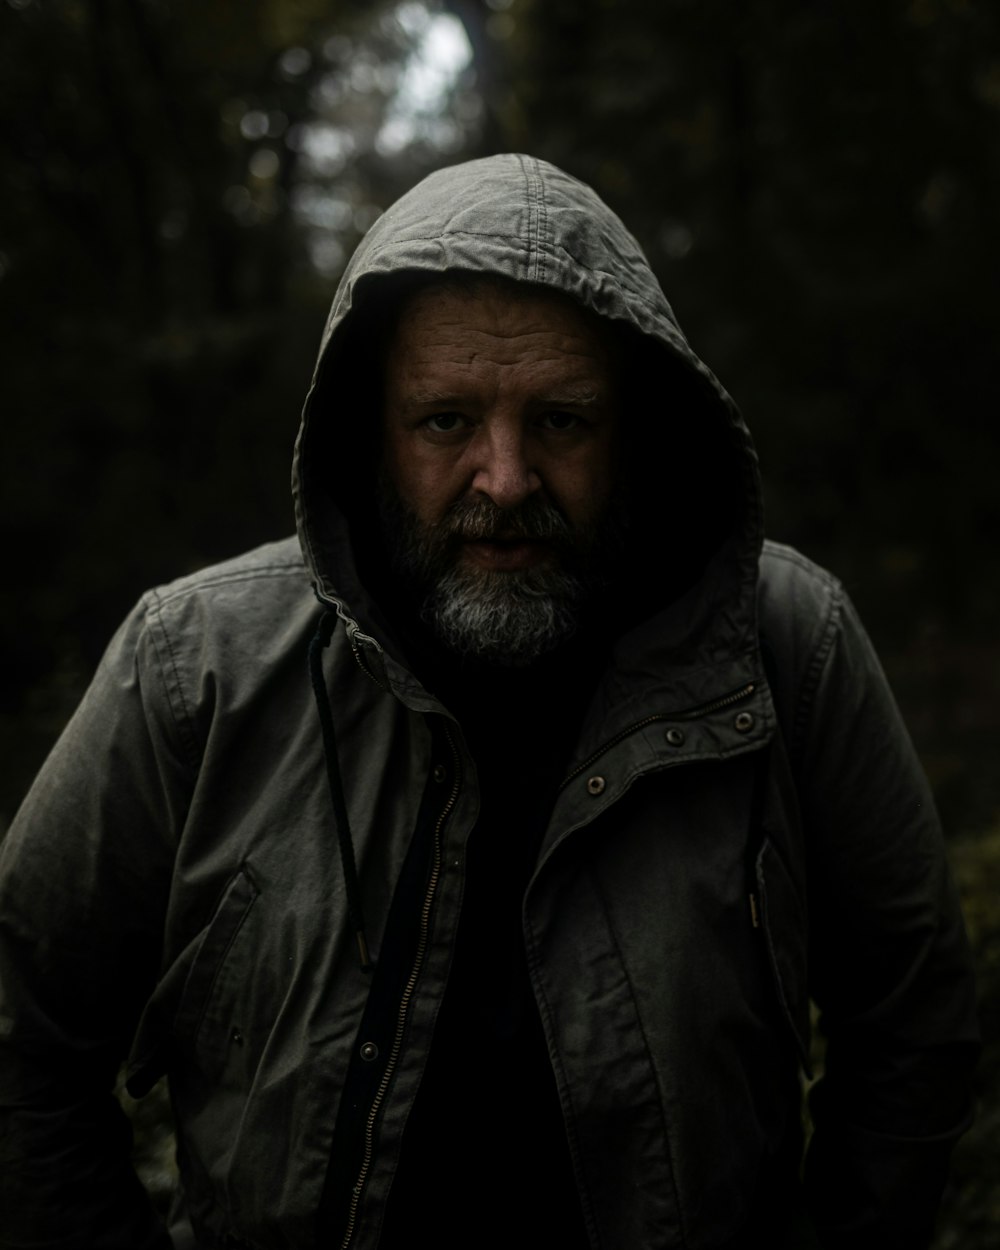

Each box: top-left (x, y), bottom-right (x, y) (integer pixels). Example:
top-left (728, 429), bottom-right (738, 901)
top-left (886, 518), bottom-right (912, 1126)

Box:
top-left (469, 420), bottom-right (541, 508)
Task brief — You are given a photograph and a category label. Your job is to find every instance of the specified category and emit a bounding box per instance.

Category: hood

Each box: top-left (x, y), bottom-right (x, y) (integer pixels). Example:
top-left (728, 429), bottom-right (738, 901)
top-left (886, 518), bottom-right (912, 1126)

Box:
top-left (292, 153), bottom-right (765, 719)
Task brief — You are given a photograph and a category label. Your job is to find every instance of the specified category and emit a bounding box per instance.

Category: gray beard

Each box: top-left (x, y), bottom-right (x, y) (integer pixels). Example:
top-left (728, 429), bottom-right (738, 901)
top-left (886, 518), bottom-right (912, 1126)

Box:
top-left (377, 480), bottom-right (622, 667)
top-left (422, 557), bottom-right (586, 666)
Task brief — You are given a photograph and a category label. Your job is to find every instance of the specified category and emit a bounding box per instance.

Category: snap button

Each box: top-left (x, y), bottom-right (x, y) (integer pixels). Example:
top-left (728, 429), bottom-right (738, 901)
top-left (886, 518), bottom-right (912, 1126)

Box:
top-left (734, 711), bottom-right (754, 733)
top-left (359, 1041), bottom-right (379, 1062)
top-left (432, 764), bottom-right (447, 783)
top-left (586, 775), bottom-right (606, 796)
top-left (229, 1027), bottom-right (244, 1046)
top-left (665, 728), bottom-right (685, 747)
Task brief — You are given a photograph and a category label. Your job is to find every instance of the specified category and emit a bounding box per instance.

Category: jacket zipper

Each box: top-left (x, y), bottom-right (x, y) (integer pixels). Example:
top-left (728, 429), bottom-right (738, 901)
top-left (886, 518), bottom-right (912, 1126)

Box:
top-left (351, 638), bottom-right (389, 692)
top-left (338, 723), bottom-right (461, 1250)
top-left (560, 682), bottom-right (756, 790)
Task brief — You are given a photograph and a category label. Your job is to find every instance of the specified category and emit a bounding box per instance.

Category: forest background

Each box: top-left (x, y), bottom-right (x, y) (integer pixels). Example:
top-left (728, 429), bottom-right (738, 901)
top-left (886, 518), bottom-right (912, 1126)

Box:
top-left (1, 0), bottom-right (998, 1242)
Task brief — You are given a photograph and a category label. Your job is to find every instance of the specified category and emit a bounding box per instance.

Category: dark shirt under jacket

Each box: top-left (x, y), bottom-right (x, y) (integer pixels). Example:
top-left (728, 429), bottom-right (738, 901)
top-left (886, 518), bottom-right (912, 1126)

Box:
top-left (380, 636), bottom-right (605, 1248)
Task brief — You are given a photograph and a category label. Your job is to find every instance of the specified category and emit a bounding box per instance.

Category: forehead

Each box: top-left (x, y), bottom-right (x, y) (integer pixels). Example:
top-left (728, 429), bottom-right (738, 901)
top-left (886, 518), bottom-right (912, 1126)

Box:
top-left (384, 278), bottom-right (618, 386)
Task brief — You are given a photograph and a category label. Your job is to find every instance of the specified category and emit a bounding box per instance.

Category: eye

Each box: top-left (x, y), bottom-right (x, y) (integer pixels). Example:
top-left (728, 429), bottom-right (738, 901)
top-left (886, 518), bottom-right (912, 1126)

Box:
top-left (424, 412), bottom-right (466, 433)
top-left (538, 411), bottom-right (583, 432)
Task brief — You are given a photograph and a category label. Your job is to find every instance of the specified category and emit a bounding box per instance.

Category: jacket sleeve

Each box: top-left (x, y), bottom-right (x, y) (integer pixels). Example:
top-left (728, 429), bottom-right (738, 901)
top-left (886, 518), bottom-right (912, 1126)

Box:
top-left (0, 596), bottom-right (193, 1249)
top-left (787, 580), bottom-right (980, 1249)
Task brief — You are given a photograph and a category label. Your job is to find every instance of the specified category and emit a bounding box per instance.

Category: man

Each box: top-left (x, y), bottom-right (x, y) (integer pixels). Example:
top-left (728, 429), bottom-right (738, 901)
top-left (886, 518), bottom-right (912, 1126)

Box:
top-left (0, 154), bottom-right (979, 1249)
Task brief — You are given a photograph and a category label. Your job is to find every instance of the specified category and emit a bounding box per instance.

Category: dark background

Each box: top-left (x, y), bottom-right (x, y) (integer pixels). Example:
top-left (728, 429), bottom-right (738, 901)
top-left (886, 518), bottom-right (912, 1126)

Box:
top-left (2, 0), bottom-right (998, 1241)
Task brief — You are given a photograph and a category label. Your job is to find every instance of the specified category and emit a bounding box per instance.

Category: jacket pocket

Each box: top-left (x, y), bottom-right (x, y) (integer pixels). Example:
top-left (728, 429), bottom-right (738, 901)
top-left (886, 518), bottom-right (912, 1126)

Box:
top-left (172, 863), bottom-right (261, 1075)
top-left (126, 863), bottom-right (261, 1096)
top-left (755, 836), bottom-right (812, 1075)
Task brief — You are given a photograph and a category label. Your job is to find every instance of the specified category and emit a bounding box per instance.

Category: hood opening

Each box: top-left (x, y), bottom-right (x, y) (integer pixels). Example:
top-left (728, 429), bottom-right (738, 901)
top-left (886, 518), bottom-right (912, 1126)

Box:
top-left (299, 268), bottom-right (746, 657)
top-left (292, 156), bottom-right (762, 678)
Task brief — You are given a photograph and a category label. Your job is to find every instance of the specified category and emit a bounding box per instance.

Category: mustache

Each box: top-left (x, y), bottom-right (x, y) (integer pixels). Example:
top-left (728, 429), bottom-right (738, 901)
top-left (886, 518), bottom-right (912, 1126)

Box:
top-left (440, 495), bottom-right (573, 543)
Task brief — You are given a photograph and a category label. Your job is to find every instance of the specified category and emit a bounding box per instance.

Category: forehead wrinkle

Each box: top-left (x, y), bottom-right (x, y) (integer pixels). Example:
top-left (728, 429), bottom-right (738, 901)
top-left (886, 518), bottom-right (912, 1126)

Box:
top-left (385, 281), bottom-right (621, 421)
top-left (396, 309), bottom-right (608, 360)
top-left (538, 386), bottom-right (602, 406)
top-left (405, 387), bottom-right (463, 407)
top-left (401, 384), bottom-right (605, 413)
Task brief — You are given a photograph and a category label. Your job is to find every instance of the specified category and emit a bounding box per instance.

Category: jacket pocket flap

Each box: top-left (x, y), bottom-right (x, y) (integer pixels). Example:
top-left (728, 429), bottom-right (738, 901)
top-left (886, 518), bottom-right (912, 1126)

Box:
top-left (173, 863), bottom-right (260, 1049)
top-left (126, 864), bottom-right (261, 1094)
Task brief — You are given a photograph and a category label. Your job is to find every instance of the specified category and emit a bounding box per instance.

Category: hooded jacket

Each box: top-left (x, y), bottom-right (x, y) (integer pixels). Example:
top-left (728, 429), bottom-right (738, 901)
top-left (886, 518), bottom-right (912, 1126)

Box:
top-left (0, 154), bottom-right (978, 1250)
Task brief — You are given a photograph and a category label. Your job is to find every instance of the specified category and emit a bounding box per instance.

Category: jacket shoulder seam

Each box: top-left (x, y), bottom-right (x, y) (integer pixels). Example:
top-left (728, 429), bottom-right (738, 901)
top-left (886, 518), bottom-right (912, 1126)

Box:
top-left (759, 542), bottom-right (844, 763)
top-left (142, 587), bottom-right (202, 770)
top-left (791, 579), bottom-right (845, 753)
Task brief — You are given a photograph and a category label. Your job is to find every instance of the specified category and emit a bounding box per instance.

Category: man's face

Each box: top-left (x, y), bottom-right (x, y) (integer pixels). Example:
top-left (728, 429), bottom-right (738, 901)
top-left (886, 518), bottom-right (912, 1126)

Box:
top-left (382, 280), bottom-right (620, 566)
top-left (379, 279), bottom-right (623, 663)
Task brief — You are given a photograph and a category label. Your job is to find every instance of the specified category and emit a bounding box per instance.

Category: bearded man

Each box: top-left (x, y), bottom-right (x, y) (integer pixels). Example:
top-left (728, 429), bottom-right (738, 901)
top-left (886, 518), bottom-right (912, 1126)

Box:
top-left (0, 154), bottom-right (978, 1250)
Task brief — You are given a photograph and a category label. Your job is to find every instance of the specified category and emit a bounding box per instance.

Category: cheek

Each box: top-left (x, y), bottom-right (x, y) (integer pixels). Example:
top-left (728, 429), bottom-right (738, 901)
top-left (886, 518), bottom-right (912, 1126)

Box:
top-left (387, 441), bottom-right (458, 524)
top-left (551, 446), bottom-right (618, 521)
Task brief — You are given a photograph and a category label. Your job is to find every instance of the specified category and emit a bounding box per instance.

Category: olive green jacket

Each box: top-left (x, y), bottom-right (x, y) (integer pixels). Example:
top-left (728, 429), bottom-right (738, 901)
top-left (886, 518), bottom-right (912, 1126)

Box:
top-left (0, 156), bottom-right (978, 1249)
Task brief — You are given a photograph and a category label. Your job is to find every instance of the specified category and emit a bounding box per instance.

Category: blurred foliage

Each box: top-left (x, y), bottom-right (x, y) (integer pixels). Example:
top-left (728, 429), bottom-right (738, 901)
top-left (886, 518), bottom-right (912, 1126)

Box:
top-left (0, 0), bottom-right (343, 788)
top-left (1, 0), bottom-right (998, 1242)
top-left (0, 0), bottom-right (477, 817)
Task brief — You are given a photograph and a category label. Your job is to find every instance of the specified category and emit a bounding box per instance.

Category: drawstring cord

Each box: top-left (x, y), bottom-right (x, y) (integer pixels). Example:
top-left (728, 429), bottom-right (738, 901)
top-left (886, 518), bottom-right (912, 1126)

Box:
top-left (308, 608), bottom-right (373, 972)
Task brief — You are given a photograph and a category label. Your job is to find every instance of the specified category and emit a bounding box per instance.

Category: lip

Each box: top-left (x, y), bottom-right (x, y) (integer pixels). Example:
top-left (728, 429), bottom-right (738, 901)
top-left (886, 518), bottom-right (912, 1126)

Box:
top-left (461, 539), bottom-right (549, 572)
